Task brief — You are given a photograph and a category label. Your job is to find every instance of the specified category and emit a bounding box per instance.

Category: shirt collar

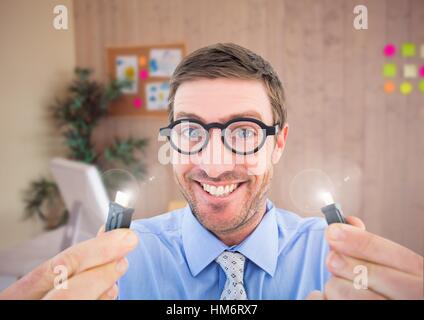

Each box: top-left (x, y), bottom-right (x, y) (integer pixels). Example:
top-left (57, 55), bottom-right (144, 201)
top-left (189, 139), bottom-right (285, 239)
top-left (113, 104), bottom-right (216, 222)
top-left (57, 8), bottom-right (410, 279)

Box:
top-left (182, 199), bottom-right (279, 277)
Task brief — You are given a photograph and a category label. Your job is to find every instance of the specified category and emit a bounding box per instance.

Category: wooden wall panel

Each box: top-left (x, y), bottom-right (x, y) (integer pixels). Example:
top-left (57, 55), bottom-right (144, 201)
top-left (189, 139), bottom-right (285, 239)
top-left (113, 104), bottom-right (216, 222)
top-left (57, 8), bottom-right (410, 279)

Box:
top-left (74, 0), bottom-right (423, 254)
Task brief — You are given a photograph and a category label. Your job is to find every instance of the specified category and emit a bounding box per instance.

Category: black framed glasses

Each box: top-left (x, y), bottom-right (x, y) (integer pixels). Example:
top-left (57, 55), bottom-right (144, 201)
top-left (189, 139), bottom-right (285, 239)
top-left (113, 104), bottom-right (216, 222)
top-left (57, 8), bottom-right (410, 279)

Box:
top-left (159, 117), bottom-right (279, 155)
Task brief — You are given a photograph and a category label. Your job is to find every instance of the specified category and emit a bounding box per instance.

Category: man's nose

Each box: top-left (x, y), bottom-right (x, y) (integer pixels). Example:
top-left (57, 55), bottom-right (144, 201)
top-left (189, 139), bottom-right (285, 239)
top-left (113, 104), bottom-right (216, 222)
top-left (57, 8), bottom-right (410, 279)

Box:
top-left (198, 129), bottom-right (235, 178)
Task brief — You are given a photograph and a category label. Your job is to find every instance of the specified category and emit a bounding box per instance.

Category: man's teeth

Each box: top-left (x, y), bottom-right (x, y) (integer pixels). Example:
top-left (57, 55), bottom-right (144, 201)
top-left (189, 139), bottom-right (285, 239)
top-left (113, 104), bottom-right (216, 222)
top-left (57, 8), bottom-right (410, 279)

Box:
top-left (201, 183), bottom-right (239, 197)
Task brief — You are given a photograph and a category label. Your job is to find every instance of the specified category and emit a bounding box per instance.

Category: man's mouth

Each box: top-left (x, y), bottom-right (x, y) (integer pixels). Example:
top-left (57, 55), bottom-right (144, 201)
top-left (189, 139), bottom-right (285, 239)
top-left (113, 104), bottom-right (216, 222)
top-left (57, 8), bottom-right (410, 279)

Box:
top-left (192, 180), bottom-right (247, 198)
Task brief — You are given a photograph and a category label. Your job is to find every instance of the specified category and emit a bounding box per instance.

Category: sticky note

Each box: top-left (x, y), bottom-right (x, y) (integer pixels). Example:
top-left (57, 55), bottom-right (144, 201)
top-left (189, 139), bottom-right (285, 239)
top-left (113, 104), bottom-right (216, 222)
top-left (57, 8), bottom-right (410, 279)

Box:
top-left (400, 81), bottom-right (412, 95)
top-left (401, 43), bottom-right (416, 57)
top-left (139, 69), bottom-right (149, 80)
top-left (420, 45), bottom-right (424, 59)
top-left (384, 81), bottom-right (395, 93)
top-left (383, 63), bottom-right (397, 77)
top-left (419, 80), bottom-right (424, 92)
top-left (139, 56), bottom-right (147, 67)
top-left (403, 64), bottom-right (417, 78)
top-left (419, 65), bottom-right (424, 78)
top-left (383, 44), bottom-right (396, 57)
top-left (133, 97), bottom-right (142, 108)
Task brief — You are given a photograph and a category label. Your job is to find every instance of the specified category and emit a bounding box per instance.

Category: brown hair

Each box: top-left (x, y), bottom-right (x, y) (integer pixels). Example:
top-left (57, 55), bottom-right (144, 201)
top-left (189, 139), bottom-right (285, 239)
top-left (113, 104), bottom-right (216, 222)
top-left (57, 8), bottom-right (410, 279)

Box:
top-left (167, 43), bottom-right (287, 128)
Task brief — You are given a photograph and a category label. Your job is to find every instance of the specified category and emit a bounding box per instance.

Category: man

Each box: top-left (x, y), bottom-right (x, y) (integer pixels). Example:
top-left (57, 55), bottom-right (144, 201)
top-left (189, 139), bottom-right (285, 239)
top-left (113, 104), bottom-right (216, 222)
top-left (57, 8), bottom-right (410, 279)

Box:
top-left (1, 43), bottom-right (422, 300)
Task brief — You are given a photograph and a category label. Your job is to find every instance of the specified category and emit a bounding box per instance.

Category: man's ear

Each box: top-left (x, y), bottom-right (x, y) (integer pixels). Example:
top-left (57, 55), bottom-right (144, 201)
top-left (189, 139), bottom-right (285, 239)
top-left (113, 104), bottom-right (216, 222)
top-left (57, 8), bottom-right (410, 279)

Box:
top-left (272, 124), bottom-right (289, 164)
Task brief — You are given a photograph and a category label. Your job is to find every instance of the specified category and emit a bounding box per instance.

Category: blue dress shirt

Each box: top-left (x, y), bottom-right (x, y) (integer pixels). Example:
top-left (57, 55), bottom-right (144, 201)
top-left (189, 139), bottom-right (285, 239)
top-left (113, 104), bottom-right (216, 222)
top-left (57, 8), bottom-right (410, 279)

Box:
top-left (118, 199), bottom-right (331, 300)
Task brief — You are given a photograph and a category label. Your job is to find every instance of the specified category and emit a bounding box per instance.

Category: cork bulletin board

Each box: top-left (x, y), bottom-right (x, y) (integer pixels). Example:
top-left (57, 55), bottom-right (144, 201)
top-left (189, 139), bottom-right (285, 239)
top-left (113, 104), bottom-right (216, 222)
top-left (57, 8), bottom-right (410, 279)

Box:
top-left (107, 43), bottom-right (186, 117)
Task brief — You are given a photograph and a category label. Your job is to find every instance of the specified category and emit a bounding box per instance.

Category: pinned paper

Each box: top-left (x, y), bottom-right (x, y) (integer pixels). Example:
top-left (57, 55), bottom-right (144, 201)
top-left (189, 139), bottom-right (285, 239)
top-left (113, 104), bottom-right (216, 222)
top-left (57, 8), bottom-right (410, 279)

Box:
top-left (399, 81), bottom-right (412, 95)
top-left (420, 45), bottom-right (424, 59)
top-left (403, 64), bottom-right (417, 78)
top-left (133, 97), bottom-right (142, 109)
top-left (139, 69), bottom-right (149, 80)
top-left (383, 63), bottom-right (397, 77)
top-left (383, 44), bottom-right (396, 57)
top-left (139, 56), bottom-right (147, 67)
top-left (401, 43), bottom-right (416, 57)
top-left (145, 81), bottom-right (170, 110)
top-left (149, 49), bottom-right (183, 77)
top-left (384, 81), bottom-right (395, 93)
top-left (116, 55), bottom-right (138, 94)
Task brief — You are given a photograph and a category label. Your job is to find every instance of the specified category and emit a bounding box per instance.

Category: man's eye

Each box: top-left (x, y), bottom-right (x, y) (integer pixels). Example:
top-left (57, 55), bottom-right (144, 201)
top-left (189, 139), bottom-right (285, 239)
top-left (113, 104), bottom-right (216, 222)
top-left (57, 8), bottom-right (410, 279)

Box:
top-left (234, 128), bottom-right (256, 139)
top-left (182, 127), bottom-right (202, 139)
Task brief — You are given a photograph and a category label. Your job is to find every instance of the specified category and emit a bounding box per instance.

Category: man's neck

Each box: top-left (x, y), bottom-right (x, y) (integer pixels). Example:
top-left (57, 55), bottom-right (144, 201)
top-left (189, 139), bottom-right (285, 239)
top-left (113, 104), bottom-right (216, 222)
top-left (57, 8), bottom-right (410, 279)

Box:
top-left (215, 201), bottom-right (267, 247)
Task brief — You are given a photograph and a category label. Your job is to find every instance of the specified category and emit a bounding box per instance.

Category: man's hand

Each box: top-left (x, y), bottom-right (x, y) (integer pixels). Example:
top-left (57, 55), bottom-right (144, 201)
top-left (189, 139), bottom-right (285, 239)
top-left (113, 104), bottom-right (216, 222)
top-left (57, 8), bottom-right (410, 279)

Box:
top-left (0, 228), bottom-right (138, 300)
top-left (308, 216), bottom-right (423, 300)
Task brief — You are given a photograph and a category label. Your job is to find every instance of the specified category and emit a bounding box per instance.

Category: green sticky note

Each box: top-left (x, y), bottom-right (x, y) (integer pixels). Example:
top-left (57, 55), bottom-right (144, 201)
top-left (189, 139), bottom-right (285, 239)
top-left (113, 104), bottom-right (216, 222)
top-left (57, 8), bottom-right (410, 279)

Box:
top-left (383, 63), bottom-right (397, 77)
top-left (401, 43), bottom-right (416, 57)
top-left (419, 80), bottom-right (424, 93)
top-left (400, 81), bottom-right (413, 95)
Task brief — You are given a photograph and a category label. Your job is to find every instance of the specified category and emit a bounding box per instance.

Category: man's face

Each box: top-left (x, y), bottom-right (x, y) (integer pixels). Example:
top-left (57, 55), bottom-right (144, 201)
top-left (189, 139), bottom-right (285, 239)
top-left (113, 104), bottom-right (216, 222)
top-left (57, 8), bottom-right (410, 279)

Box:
top-left (172, 78), bottom-right (287, 235)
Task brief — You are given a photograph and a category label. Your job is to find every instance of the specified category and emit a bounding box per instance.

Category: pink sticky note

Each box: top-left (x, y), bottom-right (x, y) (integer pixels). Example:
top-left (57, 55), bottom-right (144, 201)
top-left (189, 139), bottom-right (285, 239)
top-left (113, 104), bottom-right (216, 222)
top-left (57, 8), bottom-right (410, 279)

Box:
top-left (133, 97), bottom-right (142, 108)
top-left (383, 44), bottom-right (396, 57)
top-left (139, 69), bottom-right (149, 80)
top-left (419, 65), bottom-right (424, 78)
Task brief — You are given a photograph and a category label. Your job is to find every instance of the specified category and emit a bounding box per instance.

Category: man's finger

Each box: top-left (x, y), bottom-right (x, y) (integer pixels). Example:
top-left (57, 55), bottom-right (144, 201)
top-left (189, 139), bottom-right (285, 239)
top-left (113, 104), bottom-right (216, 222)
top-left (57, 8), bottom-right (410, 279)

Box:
top-left (325, 223), bottom-right (423, 275)
top-left (305, 290), bottom-right (325, 300)
top-left (43, 258), bottom-right (128, 300)
top-left (324, 276), bottom-right (386, 300)
top-left (345, 216), bottom-right (366, 230)
top-left (326, 251), bottom-right (424, 299)
top-left (0, 229), bottom-right (138, 299)
top-left (99, 284), bottom-right (119, 300)
top-left (97, 225), bottom-right (105, 236)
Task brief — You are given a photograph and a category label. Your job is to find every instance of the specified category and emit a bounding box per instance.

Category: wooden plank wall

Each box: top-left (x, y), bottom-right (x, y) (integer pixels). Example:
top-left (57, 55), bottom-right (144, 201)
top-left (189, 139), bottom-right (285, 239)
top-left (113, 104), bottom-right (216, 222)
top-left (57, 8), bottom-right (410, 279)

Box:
top-left (73, 0), bottom-right (424, 254)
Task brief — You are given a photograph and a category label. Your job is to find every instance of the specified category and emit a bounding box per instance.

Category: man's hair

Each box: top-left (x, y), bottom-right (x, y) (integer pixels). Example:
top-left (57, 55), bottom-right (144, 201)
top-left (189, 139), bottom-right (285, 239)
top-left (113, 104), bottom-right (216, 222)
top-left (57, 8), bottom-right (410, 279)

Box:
top-left (167, 43), bottom-right (287, 128)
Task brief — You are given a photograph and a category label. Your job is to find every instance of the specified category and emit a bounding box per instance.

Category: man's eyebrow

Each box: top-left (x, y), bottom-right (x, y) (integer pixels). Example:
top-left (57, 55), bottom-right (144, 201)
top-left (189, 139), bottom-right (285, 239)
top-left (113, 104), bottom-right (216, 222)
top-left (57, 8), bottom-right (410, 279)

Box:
top-left (174, 111), bottom-right (263, 122)
top-left (175, 112), bottom-right (206, 122)
top-left (218, 111), bottom-right (263, 122)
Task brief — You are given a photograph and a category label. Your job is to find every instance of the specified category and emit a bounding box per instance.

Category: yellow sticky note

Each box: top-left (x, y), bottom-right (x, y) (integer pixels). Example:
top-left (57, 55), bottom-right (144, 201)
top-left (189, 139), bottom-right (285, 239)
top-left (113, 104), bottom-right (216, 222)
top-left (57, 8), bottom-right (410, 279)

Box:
top-left (400, 81), bottom-right (413, 95)
top-left (403, 64), bottom-right (417, 78)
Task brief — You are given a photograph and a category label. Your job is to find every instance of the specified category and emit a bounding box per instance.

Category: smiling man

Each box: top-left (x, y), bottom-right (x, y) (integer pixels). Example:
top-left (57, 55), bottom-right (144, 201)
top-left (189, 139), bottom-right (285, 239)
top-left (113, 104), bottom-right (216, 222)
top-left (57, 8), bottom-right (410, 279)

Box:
top-left (1, 43), bottom-right (422, 300)
top-left (117, 43), bottom-right (423, 300)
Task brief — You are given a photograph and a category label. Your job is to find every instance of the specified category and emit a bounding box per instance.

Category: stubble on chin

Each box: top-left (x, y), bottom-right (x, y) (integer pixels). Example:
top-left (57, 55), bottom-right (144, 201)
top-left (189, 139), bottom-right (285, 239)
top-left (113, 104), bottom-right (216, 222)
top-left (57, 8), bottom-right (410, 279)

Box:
top-left (174, 169), bottom-right (273, 237)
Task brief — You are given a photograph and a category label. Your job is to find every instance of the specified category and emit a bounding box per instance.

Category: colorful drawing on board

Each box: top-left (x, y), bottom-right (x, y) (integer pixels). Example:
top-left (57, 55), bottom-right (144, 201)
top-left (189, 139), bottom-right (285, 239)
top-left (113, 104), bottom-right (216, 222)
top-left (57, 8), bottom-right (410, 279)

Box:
top-left (145, 81), bottom-right (170, 110)
top-left (116, 55), bottom-right (138, 94)
top-left (133, 97), bottom-right (142, 109)
top-left (139, 69), bottom-right (149, 80)
top-left (383, 44), bottom-right (396, 57)
top-left (149, 49), bottom-right (183, 77)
